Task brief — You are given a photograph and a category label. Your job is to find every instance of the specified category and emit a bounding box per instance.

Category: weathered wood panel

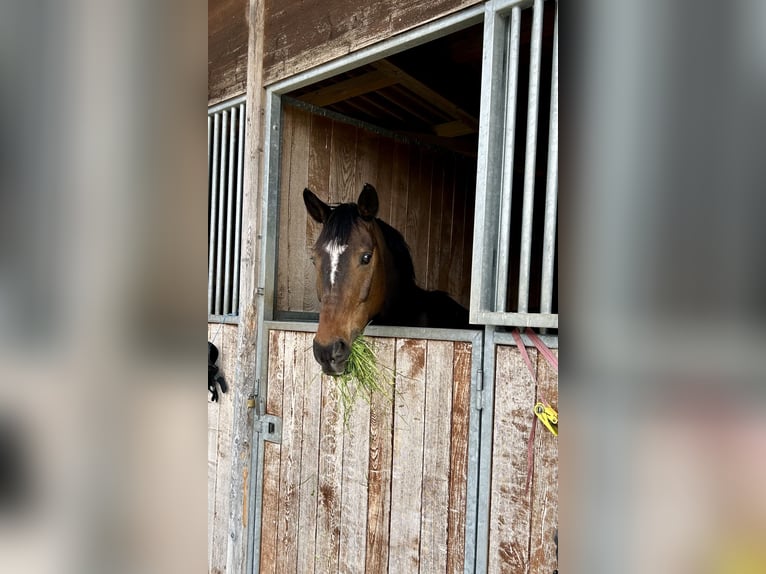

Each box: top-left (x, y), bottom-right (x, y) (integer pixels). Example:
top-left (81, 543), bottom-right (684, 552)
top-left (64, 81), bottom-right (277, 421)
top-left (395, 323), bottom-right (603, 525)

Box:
top-left (206, 322), bottom-right (239, 574)
top-left (447, 341), bottom-right (472, 574)
top-left (488, 344), bottom-right (559, 574)
top-left (259, 331), bottom-right (475, 573)
top-left (262, 0), bottom-right (484, 85)
top-left (529, 349), bottom-right (559, 573)
top-left (364, 338), bottom-right (395, 572)
top-left (489, 345), bottom-right (537, 573)
top-left (209, 0), bottom-right (248, 104)
top-left (277, 103), bottom-right (476, 313)
top-left (388, 338), bottom-right (427, 572)
top-left (420, 340), bottom-right (454, 573)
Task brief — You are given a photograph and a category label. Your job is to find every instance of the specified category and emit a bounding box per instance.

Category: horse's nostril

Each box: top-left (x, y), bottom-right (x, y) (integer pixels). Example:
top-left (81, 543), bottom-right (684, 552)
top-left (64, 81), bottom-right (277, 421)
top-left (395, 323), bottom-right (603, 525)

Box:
top-left (331, 339), bottom-right (349, 360)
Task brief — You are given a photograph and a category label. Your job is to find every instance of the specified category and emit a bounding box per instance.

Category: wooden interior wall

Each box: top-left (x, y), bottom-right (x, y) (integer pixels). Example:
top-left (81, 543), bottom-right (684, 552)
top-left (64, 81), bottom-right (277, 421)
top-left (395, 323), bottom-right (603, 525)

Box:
top-left (260, 329), bottom-right (473, 573)
top-left (489, 346), bottom-right (559, 573)
top-left (276, 104), bottom-right (476, 315)
top-left (207, 322), bottom-right (239, 574)
top-left (263, 0), bottom-right (484, 85)
top-left (209, 0), bottom-right (248, 104)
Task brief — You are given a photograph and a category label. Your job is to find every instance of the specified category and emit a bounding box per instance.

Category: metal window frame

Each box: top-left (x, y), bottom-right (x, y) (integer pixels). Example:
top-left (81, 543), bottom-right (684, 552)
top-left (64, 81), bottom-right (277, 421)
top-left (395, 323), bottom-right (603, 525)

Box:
top-left (208, 94), bottom-right (247, 322)
top-left (470, 0), bottom-right (559, 329)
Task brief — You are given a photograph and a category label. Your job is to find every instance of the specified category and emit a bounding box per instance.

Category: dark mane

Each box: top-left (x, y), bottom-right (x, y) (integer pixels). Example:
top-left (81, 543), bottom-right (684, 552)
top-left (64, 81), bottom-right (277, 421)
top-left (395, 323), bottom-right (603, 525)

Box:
top-left (317, 203), bottom-right (359, 246)
top-left (376, 218), bottom-right (416, 286)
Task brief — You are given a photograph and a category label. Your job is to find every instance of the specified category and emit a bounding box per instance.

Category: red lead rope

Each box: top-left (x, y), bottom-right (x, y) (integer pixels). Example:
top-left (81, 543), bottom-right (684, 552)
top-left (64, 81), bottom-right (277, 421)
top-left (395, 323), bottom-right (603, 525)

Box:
top-left (511, 328), bottom-right (558, 493)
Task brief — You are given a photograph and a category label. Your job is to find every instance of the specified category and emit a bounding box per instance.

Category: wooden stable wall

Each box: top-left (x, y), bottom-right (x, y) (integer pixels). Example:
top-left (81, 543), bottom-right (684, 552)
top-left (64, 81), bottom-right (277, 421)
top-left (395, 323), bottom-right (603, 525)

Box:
top-left (260, 329), bottom-right (473, 573)
top-left (209, 0), bottom-right (248, 104)
top-left (489, 345), bottom-right (559, 573)
top-left (276, 103), bottom-right (476, 314)
top-left (207, 323), bottom-right (239, 574)
top-left (262, 0), bottom-right (484, 85)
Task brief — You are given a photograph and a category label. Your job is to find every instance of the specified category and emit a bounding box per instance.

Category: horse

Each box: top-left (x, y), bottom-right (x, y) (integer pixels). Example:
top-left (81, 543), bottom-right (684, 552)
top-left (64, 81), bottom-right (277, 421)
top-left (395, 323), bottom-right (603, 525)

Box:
top-left (303, 183), bottom-right (469, 375)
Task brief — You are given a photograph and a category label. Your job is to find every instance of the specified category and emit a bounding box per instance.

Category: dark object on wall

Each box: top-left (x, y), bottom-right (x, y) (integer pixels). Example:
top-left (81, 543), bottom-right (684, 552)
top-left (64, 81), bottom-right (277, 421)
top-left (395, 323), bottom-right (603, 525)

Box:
top-left (208, 342), bottom-right (228, 402)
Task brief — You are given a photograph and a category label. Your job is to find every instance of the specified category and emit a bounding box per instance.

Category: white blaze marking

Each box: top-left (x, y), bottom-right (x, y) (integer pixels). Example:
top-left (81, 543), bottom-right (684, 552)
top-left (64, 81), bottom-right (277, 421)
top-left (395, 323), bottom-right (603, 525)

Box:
top-left (325, 241), bottom-right (347, 287)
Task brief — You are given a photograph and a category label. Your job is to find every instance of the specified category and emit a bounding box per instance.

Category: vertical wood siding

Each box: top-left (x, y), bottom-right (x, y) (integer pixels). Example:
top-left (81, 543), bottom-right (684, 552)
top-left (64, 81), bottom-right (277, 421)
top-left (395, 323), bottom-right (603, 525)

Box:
top-left (207, 323), bottom-right (239, 574)
top-left (488, 345), bottom-right (559, 574)
top-left (259, 330), bottom-right (473, 573)
top-left (277, 104), bottom-right (476, 314)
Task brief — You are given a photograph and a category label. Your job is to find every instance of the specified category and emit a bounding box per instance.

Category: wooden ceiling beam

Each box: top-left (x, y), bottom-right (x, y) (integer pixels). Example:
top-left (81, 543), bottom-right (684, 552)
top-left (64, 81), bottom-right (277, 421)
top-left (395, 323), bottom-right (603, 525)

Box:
top-left (298, 70), bottom-right (400, 107)
top-left (372, 59), bottom-right (480, 132)
top-left (433, 119), bottom-right (477, 138)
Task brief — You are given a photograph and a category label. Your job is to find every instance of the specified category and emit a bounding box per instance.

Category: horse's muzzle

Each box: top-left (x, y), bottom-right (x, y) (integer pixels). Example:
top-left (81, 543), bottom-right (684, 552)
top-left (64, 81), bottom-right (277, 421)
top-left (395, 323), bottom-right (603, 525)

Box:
top-left (313, 338), bottom-right (350, 376)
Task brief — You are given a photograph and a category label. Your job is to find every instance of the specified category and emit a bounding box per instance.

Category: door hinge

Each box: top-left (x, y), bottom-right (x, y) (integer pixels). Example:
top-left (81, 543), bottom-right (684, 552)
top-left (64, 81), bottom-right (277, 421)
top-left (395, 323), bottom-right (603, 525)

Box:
top-left (476, 369), bottom-right (484, 410)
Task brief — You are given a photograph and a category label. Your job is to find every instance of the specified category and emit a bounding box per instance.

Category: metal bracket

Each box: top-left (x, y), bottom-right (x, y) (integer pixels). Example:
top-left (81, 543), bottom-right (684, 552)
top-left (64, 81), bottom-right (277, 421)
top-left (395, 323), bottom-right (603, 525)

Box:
top-left (257, 414), bottom-right (282, 444)
top-left (475, 369), bottom-right (485, 410)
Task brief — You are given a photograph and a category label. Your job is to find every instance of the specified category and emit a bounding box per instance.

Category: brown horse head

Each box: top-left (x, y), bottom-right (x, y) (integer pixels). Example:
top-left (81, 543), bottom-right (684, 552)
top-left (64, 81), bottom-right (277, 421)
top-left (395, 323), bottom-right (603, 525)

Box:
top-left (303, 184), bottom-right (388, 375)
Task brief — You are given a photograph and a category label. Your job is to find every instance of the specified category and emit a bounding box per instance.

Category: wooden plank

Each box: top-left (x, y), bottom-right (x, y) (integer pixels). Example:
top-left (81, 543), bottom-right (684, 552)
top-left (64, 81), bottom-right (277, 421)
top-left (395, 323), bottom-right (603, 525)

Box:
top-left (305, 113), bottom-right (333, 313)
top-left (365, 337), bottom-right (395, 573)
top-left (434, 119), bottom-right (478, 138)
top-left (338, 375), bottom-right (372, 572)
top-left (425, 160), bottom-right (444, 292)
top-left (229, 0), bottom-right (266, 570)
top-left (275, 331), bottom-right (305, 574)
top-left (260, 330), bottom-right (285, 574)
top-left (328, 120), bottom-right (358, 204)
top-left (354, 128), bottom-right (380, 204)
top-left (211, 325), bottom-right (238, 571)
top-left (420, 340), bottom-right (454, 573)
top-left (406, 148), bottom-right (432, 289)
top-left (208, 0), bottom-right (248, 104)
top-left (460, 160), bottom-right (476, 309)
top-left (208, 397), bottom-right (219, 570)
top-left (488, 345), bottom-right (537, 573)
top-left (263, 0), bottom-right (483, 84)
top-left (446, 341), bottom-right (472, 574)
top-left (276, 107), bottom-right (294, 312)
top-left (437, 160), bottom-right (456, 293)
top-left (314, 373), bottom-right (345, 573)
top-left (286, 106), bottom-right (311, 311)
top-left (529, 349), bottom-right (559, 573)
top-left (297, 332), bottom-right (324, 574)
top-left (299, 70), bottom-right (400, 107)
top-left (389, 338), bottom-right (427, 572)
top-left (387, 140), bottom-right (411, 236)
top-left (374, 137), bottom-right (395, 225)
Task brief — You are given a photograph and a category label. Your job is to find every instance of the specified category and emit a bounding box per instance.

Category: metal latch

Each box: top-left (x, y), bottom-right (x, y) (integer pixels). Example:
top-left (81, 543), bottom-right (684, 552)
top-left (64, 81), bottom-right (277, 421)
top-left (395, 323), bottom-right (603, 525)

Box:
top-left (257, 414), bottom-right (282, 444)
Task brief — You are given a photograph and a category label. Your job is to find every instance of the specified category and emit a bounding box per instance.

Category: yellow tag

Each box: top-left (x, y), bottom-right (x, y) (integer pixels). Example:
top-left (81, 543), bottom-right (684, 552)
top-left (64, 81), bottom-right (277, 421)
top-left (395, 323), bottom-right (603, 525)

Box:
top-left (534, 402), bottom-right (558, 436)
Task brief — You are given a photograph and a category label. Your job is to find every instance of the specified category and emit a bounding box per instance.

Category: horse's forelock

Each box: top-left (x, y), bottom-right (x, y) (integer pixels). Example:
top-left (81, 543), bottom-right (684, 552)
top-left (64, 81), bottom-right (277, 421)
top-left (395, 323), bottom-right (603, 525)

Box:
top-left (317, 203), bottom-right (361, 247)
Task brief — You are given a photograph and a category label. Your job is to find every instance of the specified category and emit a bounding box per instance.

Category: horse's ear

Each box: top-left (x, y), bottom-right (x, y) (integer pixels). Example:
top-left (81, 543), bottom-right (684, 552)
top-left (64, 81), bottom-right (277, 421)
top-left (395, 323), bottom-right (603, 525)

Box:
top-left (304, 188), bottom-right (331, 223)
top-left (358, 183), bottom-right (379, 220)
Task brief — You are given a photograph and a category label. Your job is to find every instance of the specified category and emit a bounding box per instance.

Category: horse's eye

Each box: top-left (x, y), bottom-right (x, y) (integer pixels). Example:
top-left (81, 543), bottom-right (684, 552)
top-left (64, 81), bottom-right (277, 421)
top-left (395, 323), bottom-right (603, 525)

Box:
top-left (360, 252), bottom-right (372, 265)
top-left (310, 256), bottom-right (316, 266)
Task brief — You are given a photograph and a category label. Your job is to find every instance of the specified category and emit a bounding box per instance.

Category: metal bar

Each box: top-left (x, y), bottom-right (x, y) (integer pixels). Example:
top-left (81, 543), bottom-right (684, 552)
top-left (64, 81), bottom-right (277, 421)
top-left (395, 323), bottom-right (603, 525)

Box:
top-left (517, 0), bottom-right (544, 313)
top-left (268, 4), bottom-right (484, 94)
top-left (495, 6), bottom-right (522, 313)
top-left (492, 329), bottom-right (559, 349)
top-left (474, 326), bottom-right (497, 574)
top-left (262, 320), bottom-right (481, 342)
top-left (493, 0), bottom-right (533, 13)
top-left (207, 93), bottom-right (246, 115)
top-left (232, 102), bottom-right (245, 314)
top-left (215, 110), bottom-right (229, 315)
top-left (208, 113), bottom-right (221, 315)
top-left (206, 314), bottom-right (240, 326)
top-left (464, 329), bottom-right (485, 573)
top-left (223, 107), bottom-right (237, 314)
top-left (541, 4), bottom-right (559, 315)
top-left (476, 309), bottom-right (558, 329)
top-left (470, 5), bottom-right (508, 324)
